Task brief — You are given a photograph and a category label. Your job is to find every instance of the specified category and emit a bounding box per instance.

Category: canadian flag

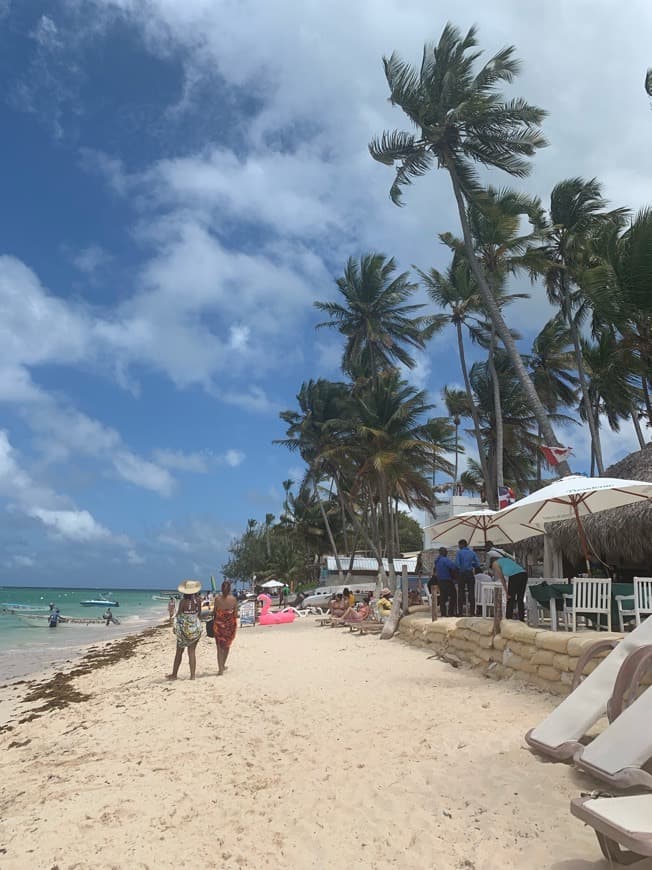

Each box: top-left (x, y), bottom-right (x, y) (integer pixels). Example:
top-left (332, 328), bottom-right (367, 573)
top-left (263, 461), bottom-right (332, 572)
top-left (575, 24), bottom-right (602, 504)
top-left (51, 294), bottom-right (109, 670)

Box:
top-left (498, 486), bottom-right (516, 509)
top-left (540, 445), bottom-right (574, 466)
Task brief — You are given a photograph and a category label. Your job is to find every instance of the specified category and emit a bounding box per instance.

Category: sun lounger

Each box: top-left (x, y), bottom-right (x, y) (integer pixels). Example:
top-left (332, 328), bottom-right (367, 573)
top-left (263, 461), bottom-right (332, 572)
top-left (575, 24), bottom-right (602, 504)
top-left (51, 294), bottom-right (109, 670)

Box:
top-left (525, 616), bottom-right (652, 761)
top-left (571, 793), bottom-right (652, 865)
top-left (573, 645), bottom-right (652, 790)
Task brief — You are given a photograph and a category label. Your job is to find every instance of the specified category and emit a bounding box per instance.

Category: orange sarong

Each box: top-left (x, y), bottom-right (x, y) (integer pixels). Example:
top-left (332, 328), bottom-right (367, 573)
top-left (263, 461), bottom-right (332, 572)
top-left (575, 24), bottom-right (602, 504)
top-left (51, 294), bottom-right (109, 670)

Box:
top-left (213, 609), bottom-right (237, 648)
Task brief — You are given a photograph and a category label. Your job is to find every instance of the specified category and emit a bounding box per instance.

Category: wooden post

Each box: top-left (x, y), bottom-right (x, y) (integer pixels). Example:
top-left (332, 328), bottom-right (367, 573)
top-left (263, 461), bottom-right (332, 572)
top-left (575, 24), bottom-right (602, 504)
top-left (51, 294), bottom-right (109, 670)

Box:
top-left (492, 587), bottom-right (504, 636)
top-left (402, 564), bottom-right (409, 615)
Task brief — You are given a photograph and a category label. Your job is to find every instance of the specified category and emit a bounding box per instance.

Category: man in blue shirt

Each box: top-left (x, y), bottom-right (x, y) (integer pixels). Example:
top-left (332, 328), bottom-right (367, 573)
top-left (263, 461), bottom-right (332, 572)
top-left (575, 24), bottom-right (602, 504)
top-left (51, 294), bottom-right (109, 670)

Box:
top-left (432, 547), bottom-right (457, 617)
top-left (455, 539), bottom-right (480, 617)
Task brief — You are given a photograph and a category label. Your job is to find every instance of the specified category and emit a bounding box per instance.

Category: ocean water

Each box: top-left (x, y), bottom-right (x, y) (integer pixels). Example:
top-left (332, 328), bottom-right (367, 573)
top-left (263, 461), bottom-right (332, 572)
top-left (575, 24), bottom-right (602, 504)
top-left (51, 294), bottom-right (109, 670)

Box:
top-left (0, 587), bottom-right (167, 681)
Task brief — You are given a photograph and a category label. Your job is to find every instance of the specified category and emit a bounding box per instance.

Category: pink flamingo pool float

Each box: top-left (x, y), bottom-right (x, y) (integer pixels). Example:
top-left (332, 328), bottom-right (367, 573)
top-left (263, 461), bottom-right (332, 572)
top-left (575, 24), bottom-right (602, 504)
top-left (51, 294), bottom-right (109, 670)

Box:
top-left (257, 593), bottom-right (296, 625)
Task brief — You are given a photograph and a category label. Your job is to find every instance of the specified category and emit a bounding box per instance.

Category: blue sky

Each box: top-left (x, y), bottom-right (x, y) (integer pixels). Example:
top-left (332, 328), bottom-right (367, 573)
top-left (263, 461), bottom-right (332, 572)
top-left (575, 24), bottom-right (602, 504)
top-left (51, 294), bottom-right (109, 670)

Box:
top-left (1, 0), bottom-right (651, 588)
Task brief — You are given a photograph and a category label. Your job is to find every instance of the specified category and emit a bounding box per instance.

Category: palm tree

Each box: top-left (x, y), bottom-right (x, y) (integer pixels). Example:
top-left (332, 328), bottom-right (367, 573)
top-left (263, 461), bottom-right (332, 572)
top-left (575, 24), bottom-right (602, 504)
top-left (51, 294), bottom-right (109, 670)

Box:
top-left (277, 379), bottom-right (352, 580)
top-left (582, 331), bottom-right (646, 459)
top-left (314, 253), bottom-right (442, 379)
top-left (419, 257), bottom-right (491, 494)
top-left (443, 386), bottom-right (470, 486)
top-left (526, 316), bottom-right (578, 483)
top-left (646, 69), bottom-right (652, 98)
top-left (440, 186), bottom-right (541, 502)
top-left (588, 208), bottom-right (652, 433)
top-left (368, 22), bottom-right (571, 474)
top-left (541, 177), bottom-right (628, 474)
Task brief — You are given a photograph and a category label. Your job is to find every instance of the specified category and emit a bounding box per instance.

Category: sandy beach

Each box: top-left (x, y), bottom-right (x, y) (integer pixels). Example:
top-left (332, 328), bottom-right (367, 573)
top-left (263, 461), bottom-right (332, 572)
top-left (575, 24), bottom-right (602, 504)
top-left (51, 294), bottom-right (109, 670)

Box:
top-left (1, 618), bottom-right (649, 870)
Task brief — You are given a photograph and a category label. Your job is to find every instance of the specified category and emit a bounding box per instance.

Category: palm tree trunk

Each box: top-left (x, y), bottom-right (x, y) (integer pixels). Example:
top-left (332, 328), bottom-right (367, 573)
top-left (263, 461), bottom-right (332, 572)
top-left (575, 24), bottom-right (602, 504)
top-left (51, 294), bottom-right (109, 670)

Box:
top-left (453, 422), bottom-right (459, 486)
top-left (568, 311), bottom-right (604, 475)
top-left (536, 425), bottom-right (542, 486)
top-left (488, 325), bottom-right (504, 504)
top-left (632, 408), bottom-right (646, 449)
top-left (337, 489), bottom-right (350, 554)
top-left (446, 162), bottom-right (572, 477)
top-left (343, 492), bottom-right (389, 585)
top-left (313, 476), bottom-right (344, 581)
top-left (455, 319), bottom-right (492, 501)
top-left (641, 374), bottom-right (652, 431)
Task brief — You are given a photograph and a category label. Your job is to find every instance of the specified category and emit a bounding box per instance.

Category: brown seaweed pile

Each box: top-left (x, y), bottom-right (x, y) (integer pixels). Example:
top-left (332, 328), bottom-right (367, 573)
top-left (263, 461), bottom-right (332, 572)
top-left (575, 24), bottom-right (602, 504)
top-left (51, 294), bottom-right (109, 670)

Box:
top-left (5, 624), bottom-right (166, 727)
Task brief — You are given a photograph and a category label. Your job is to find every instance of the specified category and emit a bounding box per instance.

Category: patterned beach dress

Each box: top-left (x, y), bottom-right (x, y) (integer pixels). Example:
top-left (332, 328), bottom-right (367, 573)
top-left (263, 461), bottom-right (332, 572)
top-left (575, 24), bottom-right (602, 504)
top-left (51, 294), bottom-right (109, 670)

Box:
top-left (174, 602), bottom-right (202, 648)
top-left (213, 608), bottom-right (237, 649)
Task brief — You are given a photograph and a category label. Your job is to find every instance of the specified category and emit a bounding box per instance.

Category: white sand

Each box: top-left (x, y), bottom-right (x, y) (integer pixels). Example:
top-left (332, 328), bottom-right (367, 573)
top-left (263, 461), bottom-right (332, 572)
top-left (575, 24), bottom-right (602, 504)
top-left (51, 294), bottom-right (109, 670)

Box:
top-left (1, 618), bottom-right (649, 870)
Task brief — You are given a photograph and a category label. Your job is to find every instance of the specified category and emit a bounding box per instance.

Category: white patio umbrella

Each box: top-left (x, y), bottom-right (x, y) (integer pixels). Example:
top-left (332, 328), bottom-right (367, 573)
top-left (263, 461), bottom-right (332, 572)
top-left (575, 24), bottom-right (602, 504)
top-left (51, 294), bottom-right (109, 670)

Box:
top-left (495, 475), bottom-right (652, 570)
top-left (427, 509), bottom-right (520, 548)
top-left (260, 579), bottom-right (284, 589)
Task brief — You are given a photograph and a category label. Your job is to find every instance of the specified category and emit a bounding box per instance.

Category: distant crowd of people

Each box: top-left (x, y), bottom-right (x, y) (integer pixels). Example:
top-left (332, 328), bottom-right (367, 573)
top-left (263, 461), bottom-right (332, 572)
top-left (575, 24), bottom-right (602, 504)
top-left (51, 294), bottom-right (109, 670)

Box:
top-left (428, 539), bottom-right (527, 621)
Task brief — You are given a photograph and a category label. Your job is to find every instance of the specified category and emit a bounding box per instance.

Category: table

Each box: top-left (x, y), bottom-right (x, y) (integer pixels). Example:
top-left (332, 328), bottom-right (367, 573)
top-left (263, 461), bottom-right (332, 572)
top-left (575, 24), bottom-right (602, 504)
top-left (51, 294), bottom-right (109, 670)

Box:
top-left (528, 581), bottom-right (634, 631)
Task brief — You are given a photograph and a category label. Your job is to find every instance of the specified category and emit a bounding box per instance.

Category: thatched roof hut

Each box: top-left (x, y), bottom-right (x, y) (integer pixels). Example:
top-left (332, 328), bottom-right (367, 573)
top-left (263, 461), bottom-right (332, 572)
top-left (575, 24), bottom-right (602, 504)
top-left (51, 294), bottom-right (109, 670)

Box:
top-left (547, 444), bottom-right (652, 572)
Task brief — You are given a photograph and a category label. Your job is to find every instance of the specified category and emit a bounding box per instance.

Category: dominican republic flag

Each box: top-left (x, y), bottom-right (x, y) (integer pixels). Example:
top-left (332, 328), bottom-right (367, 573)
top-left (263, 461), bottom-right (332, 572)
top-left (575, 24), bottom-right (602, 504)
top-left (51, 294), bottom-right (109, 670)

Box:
top-left (498, 486), bottom-right (516, 509)
top-left (540, 445), bottom-right (574, 467)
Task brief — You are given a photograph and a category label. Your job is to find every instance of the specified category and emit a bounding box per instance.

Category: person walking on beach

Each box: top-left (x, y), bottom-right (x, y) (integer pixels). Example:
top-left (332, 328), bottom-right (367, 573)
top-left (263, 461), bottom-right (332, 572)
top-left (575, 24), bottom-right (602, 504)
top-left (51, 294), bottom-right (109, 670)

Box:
top-left (490, 555), bottom-right (528, 621)
top-left (455, 539), bottom-right (480, 616)
top-left (212, 579), bottom-right (238, 676)
top-left (167, 580), bottom-right (203, 681)
top-left (167, 597), bottom-right (175, 620)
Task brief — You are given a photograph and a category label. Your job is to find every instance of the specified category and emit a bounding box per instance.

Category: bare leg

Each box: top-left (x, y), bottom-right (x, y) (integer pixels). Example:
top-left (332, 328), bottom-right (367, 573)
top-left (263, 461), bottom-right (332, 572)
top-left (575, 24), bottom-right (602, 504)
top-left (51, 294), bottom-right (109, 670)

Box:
top-left (188, 642), bottom-right (198, 680)
top-left (216, 644), bottom-right (225, 675)
top-left (167, 646), bottom-right (183, 679)
top-left (221, 643), bottom-right (230, 671)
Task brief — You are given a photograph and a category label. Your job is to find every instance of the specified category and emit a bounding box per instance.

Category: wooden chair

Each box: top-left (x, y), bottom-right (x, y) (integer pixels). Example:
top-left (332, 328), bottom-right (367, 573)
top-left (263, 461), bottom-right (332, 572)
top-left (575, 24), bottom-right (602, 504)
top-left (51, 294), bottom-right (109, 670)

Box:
top-left (562, 577), bottom-right (612, 633)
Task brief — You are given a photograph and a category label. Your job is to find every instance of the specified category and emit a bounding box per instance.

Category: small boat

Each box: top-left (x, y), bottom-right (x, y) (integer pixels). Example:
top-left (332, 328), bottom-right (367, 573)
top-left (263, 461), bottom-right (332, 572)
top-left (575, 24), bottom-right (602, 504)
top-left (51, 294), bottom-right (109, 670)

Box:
top-left (80, 597), bottom-right (119, 607)
top-left (15, 613), bottom-right (119, 626)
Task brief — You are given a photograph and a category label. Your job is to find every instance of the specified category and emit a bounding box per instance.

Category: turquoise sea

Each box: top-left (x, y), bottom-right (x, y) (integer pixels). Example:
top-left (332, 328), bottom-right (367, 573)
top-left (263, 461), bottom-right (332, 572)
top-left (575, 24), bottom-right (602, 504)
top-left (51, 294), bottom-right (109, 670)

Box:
top-left (0, 587), bottom-right (167, 681)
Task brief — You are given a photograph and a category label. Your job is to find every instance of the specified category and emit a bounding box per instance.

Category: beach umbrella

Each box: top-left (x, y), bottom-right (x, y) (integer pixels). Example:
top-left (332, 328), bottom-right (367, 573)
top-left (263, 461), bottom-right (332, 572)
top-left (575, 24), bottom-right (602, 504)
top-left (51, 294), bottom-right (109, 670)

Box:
top-left (210, 575), bottom-right (217, 593)
top-left (427, 509), bottom-right (518, 548)
top-left (495, 474), bottom-right (652, 571)
top-left (261, 579), bottom-right (284, 589)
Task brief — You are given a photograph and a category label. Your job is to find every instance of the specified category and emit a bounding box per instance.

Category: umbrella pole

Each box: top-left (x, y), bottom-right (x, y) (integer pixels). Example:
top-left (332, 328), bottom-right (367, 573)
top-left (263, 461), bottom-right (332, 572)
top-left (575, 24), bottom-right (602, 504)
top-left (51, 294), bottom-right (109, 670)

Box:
top-left (572, 504), bottom-right (592, 575)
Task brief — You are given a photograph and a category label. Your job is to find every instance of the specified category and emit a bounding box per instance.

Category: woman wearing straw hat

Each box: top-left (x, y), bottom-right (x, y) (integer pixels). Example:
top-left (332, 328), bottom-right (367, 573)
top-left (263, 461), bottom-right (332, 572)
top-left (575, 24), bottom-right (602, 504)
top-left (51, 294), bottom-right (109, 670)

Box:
top-left (167, 580), bottom-right (203, 680)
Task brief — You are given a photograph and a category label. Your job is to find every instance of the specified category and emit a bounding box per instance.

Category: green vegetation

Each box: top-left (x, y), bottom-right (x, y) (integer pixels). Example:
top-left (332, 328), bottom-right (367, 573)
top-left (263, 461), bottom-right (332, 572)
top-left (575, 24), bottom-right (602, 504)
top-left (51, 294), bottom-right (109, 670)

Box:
top-left (224, 24), bottom-right (652, 584)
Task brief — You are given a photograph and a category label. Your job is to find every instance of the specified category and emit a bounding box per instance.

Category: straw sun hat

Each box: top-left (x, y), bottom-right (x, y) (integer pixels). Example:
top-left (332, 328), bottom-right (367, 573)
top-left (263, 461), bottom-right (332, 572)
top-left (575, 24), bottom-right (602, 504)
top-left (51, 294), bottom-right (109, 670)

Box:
top-left (177, 579), bottom-right (202, 595)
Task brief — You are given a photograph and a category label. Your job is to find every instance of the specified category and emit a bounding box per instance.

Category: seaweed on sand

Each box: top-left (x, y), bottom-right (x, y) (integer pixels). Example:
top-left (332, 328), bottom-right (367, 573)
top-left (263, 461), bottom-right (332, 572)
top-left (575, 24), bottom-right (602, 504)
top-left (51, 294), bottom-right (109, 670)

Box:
top-left (13, 624), bottom-right (167, 724)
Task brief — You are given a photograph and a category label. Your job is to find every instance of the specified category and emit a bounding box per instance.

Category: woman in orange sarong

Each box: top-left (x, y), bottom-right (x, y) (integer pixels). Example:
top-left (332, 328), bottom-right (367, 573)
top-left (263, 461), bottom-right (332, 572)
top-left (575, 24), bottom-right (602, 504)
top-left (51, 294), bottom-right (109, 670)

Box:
top-left (212, 579), bottom-right (239, 675)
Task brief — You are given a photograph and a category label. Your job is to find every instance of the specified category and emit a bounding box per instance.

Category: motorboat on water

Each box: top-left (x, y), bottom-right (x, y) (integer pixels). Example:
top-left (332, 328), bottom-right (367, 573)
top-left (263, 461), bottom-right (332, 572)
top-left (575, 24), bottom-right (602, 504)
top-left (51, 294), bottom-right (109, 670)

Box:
top-left (80, 596), bottom-right (119, 607)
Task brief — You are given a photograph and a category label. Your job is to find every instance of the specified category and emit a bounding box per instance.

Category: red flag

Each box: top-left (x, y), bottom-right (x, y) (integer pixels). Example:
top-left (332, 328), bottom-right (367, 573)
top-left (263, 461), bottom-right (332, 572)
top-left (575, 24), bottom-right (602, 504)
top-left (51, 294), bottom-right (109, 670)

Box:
top-left (540, 445), bottom-right (573, 466)
top-left (498, 486), bottom-right (516, 509)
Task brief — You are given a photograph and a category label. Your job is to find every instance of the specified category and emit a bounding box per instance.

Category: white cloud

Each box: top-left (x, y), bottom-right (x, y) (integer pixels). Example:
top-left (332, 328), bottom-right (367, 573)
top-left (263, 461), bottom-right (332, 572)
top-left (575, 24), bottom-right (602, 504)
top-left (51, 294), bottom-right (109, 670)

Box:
top-left (32, 15), bottom-right (61, 49)
top-left (152, 447), bottom-right (245, 472)
top-left (28, 507), bottom-right (112, 542)
top-left (70, 244), bottom-right (112, 276)
top-left (112, 451), bottom-right (175, 496)
top-left (222, 449), bottom-right (245, 468)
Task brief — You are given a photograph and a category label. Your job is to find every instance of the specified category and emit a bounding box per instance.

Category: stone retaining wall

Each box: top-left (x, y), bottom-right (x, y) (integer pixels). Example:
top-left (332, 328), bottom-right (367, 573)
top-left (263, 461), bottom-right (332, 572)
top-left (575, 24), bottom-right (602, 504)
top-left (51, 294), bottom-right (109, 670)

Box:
top-left (398, 610), bottom-right (623, 696)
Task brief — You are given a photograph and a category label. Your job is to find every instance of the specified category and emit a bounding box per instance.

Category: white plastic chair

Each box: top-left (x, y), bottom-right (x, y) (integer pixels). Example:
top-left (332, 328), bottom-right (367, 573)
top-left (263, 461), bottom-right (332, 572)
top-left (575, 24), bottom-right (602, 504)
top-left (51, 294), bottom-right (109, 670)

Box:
top-left (634, 576), bottom-right (652, 627)
top-left (480, 583), bottom-right (504, 618)
top-left (562, 577), bottom-right (612, 633)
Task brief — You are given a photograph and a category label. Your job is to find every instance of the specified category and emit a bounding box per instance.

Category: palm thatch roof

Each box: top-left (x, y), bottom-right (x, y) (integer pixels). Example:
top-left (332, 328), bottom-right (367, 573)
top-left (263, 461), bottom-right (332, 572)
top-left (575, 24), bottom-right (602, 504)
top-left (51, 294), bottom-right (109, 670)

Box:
top-left (548, 444), bottom-right (652, 568)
